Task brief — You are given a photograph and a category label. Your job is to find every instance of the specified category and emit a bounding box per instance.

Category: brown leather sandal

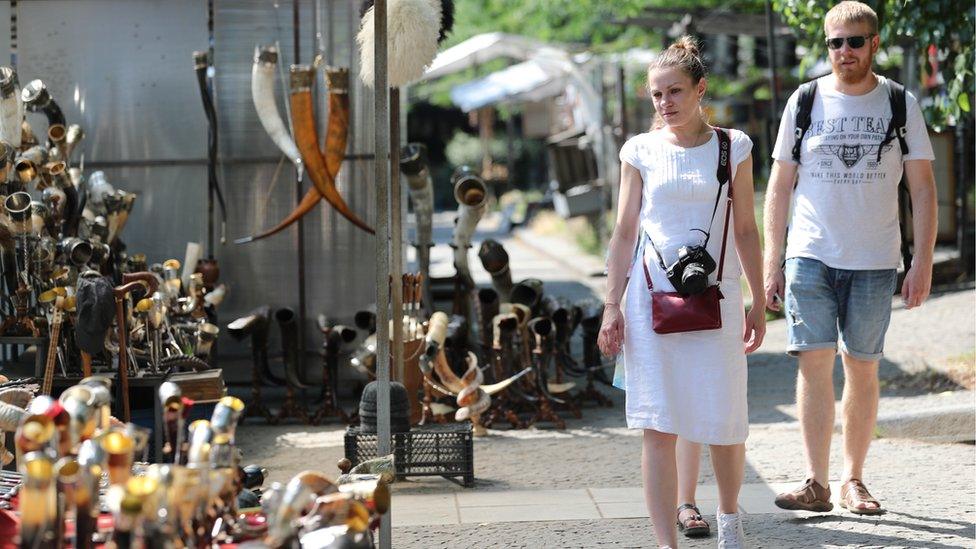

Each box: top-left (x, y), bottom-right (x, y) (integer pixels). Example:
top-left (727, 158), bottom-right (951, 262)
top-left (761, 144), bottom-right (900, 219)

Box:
top-left (839, 479), bottom-right (885, 515)
top-left (774, 478), bottom-right (833, 512)
top-left (676, 503), bottom-right (710, 538)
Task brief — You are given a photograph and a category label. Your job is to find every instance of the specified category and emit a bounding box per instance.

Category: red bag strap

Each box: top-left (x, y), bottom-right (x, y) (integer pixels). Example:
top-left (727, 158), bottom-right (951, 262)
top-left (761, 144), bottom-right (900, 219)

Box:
top-left (643, 128), bottom-right (734, 292)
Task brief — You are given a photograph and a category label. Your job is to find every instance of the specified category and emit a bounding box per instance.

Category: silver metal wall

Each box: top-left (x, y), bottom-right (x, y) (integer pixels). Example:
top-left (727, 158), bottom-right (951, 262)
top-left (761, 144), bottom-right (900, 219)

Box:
top-left (5, 0), bottom-right (378, 359)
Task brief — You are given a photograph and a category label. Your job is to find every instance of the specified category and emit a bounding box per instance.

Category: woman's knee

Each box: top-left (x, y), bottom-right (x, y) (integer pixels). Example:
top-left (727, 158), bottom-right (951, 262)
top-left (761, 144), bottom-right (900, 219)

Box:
top-left (644, 429), bottom-right (678, 450)
top-left (708, 442), bottom-right (745, 455)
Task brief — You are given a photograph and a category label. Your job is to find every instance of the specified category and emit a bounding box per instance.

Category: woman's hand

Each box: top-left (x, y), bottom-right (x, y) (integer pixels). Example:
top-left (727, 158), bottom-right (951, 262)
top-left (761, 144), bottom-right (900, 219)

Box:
top-left (743, 304), bottom-right (766, 353)
top-left (598, 304), bottom-right (625, 357)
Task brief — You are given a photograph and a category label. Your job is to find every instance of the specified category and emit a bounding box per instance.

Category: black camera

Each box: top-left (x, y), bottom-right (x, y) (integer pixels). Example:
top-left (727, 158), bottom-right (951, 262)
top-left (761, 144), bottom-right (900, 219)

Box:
top-left (665, 245), bottom-right (717, 295)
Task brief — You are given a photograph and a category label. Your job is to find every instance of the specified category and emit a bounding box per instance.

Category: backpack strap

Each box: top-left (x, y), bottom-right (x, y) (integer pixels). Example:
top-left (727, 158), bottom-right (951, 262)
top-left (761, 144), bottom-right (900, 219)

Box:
top-left (791, 80), bottom-right (818, 163)
top-left (878, 79), bottom-right (909, 162)
top-left (875, 79), bottom-right (913, 268)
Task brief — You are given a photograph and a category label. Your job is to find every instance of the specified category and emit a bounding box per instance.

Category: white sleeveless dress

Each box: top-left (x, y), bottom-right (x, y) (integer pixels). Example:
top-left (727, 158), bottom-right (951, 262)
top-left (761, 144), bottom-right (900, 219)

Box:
top-left (617, 128), bottom-right (752, 445)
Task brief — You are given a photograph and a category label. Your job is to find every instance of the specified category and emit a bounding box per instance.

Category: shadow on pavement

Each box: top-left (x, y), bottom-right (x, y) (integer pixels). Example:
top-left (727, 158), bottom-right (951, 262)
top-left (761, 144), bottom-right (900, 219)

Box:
top-left (781, 512), bottom-right (973, 548)
top-left (747, 352), bottom-right (943, 425)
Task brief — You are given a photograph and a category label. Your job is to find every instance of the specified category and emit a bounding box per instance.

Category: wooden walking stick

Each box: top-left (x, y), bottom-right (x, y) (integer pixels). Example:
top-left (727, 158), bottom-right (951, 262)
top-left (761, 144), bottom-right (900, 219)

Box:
top-left (113, 272), bottom-right (159, 422)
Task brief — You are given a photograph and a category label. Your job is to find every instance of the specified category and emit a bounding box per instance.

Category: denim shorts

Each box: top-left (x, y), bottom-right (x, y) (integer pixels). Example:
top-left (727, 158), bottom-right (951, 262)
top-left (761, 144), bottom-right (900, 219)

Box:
top-left (784, 257), bottom-right (898, 361)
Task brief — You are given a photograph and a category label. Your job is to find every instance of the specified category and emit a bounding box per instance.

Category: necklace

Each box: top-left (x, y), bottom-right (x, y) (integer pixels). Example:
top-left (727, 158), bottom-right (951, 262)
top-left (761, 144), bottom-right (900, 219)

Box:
top-left (668, 120), bottom-right (711, 148)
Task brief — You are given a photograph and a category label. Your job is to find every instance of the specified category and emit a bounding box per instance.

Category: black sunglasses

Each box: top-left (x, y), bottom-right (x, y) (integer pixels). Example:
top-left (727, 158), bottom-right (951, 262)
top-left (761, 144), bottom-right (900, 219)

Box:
top-left (825, 34), bottom-right (875, 50)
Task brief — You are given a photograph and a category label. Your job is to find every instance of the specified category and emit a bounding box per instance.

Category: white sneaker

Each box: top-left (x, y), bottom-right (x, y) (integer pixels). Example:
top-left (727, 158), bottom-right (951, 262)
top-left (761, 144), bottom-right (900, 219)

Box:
top-left (716, 510), bottom-right (746, 548)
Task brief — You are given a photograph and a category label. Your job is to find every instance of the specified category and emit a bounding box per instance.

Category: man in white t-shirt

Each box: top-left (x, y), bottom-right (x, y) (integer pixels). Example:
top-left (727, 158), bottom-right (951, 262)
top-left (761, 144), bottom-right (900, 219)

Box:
top-left (763, 1), bottom-right (937, 515)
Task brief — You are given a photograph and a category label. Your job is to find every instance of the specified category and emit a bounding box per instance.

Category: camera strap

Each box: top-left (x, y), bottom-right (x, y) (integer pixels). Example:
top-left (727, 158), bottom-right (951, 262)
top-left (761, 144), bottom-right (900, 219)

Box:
top-left (644, 128), bottom-right (733, 291)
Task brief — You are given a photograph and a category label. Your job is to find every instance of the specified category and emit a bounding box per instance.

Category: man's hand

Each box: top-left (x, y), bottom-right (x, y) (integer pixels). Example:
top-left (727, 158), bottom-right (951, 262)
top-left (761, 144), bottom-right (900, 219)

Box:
top-left (901, 262), bottom-right (933, 309)
top-left (764, 267), bottom-right (785, 312)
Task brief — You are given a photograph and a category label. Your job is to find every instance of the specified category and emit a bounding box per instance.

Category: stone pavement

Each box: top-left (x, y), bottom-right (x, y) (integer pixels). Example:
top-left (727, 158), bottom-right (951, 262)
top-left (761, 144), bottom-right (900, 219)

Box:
top-left (236, 213), bottom-right (976, 548)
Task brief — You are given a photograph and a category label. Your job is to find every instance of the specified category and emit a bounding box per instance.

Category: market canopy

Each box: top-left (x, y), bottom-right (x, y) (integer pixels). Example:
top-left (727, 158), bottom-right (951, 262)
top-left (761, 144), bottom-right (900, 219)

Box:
top-left (421, 32), bottom-right (548, 81)
top-left (449, 56), bottom-right (569, 112)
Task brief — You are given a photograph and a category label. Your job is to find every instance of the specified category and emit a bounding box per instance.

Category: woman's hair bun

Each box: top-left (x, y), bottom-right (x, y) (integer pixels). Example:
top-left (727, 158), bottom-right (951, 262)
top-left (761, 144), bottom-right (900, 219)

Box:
top-left (670, 35), bottom-right (700, 58)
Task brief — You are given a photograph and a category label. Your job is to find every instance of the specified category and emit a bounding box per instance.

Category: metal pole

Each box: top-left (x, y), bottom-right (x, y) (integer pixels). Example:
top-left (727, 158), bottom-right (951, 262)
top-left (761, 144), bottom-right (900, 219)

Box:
top-left (764, 0), bottom-right (779, 117)
top-left (391, 88), bottom-right (403, 383)
top-left (207, 0), bottom-right (216, 258)
top-left (373, 1), bottom-right (392, 547)
top-left (293, 0), bottom-right (308, 374)
top-left (613, 62), bottom-right (627, 214)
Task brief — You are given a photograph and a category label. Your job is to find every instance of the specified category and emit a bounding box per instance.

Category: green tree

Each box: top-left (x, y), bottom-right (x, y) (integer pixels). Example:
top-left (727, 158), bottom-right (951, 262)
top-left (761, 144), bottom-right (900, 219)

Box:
top-left (773, 0), bottom-right (974, 129)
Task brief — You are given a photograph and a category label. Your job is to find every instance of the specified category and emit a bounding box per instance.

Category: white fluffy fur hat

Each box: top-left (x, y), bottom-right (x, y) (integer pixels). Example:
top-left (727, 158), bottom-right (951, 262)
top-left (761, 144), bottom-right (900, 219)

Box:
top-left (357, 0), bottom-right (441, 88)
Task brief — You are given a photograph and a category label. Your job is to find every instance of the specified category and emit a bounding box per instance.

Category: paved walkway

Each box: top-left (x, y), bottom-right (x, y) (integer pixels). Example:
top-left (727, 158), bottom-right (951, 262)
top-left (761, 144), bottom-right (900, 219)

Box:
top-left (237, 213), bottom-right (976, 548)
top-left (394, 482), bottom-right (818, 527)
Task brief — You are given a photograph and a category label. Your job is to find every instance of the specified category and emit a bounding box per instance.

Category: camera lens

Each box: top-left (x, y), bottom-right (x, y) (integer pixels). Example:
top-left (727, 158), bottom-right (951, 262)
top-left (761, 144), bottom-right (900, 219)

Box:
top-left (681, 263), bottom-right (709, 295)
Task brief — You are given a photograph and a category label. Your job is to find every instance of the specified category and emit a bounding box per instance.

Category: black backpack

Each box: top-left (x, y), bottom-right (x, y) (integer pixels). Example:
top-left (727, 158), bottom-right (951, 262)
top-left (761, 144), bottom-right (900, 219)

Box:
top-left (790, 78), bottom-right (914, 269)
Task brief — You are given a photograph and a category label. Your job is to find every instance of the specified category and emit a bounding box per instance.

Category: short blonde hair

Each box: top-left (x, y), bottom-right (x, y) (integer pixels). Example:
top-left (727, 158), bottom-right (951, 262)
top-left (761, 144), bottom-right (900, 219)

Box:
top-left (824, 1), bottom-right (879, 35)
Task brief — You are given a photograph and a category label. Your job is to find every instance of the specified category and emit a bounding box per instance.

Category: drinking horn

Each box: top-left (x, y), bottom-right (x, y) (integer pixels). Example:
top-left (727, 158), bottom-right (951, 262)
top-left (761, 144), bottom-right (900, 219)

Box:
top-left (251, 45), bottom-right (301, 168)
top-left (400, 143), bottom-right (434, 309)
top-left (193, 51), bottom-right (229, 242)
top-left (478, 239), bottom-right (513, 301)
top-left (451, 166), bottom-right (487, 290)
top-left (289, 64), bottom-right (373, 234)
top-left (237, 67), bottom-right (353, 243)
top-left (0, 67), bottom-right (24, 148)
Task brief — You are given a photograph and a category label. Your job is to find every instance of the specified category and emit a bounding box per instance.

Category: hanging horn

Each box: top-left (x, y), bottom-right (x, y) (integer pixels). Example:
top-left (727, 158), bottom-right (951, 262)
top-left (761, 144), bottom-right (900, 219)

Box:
top-left (237, 67), bottom-right (352, 243)
top-left (0, 67), bottom-right (24, 148)
top-left (251, 45), bottom-right (301, 168)
top-left (289, 64), bottom-right (373, 234)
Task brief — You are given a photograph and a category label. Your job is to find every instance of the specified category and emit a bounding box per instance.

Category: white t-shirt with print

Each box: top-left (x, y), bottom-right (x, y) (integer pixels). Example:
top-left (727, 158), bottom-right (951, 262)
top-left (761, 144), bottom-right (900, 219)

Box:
top-left (771, 75), bottom-right (935, 270)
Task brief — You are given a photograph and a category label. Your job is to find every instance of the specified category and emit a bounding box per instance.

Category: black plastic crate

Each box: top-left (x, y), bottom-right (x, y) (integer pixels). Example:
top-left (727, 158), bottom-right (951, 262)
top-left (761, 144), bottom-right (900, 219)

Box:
top-left (345, 423), bottom-right (474, 487)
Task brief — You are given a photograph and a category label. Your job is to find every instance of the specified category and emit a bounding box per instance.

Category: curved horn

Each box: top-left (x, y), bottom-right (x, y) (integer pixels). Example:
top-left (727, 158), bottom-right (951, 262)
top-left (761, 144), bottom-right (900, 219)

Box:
top-left (251, 46), bottom-right (301, 167)
top-left (478, 239), bottom-right (513, 301)
top-left (289, 65), bottom-right (373, 234)
top-left (510, 278), bottom-right (545, 313)
top-left (451, 166), bottom-right (487, 288)
top-left (418, 311), bottom-right (448, 377)
top-left (237, 68), bottom-right (351, 244)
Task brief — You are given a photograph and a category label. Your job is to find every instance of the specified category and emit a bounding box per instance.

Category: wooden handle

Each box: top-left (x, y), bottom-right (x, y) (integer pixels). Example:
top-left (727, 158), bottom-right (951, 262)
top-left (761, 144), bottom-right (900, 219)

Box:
top-left (40, 297), bottom-right (64, 396)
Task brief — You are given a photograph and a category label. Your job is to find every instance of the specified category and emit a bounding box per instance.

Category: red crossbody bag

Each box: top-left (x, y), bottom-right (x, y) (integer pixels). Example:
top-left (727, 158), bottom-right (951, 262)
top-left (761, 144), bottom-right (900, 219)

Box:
top-left (642, 128), bottom-right (733, 335)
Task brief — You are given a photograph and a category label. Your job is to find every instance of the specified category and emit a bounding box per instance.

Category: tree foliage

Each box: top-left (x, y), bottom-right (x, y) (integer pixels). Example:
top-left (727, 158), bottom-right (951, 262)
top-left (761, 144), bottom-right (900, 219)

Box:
top-left (773, 0), bottom-right (974, 129)
top-left (445, 0), bottom-right (758, 51)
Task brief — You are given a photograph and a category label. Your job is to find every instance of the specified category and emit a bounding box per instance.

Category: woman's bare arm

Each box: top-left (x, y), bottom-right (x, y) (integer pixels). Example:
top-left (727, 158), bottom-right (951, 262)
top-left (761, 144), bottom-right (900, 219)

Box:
top-left (604, 162), bottom-right (645, 306)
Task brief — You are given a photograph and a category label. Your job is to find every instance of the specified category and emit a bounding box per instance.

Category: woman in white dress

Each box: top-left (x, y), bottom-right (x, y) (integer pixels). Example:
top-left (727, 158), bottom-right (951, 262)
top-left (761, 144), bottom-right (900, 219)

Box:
top-left (598, 36), bottom-right (765, 548)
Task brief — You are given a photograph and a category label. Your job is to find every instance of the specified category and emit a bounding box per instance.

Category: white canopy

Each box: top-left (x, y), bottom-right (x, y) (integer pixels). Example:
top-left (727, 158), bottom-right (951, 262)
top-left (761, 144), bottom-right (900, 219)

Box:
top-left (449, 56), bottom-right (569, 112)
top-left (421, 32), bottom-right (547, 81)
top-left (420, 33), bottom-right (615, 185)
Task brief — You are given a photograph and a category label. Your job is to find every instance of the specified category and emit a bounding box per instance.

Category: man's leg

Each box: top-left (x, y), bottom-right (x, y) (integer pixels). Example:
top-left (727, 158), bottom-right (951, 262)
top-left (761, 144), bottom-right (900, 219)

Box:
top-left (798, 348), bottom-right (837, 485)
top-left (840, 353), bottom-right (880, 511)
top-left (836, 266), bottom-right (896, 512)
top-left (776, 258), bottom-right (839, 511)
